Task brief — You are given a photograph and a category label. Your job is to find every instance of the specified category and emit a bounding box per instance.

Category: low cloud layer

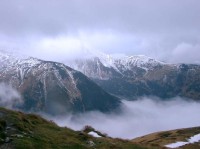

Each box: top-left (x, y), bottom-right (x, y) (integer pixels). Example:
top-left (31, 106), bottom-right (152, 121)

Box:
top-left (0, 0), bottom-right (200, 64)
top-left (0, 83), bottom-right (23, 109)
top-left (50, 97), bottom-right (200, 139)
top-left (169, 43), bottom-right (200, 64)
top-left (0, 0), bottom-right (199, 36)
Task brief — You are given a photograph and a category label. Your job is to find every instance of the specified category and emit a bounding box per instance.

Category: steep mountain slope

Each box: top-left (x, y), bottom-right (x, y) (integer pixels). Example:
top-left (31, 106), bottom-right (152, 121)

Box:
top-left (0, 52), bottom-right (121, 115)
top-left (69, 55), bottom-right (200, 100)
top-left (0, 107), bottom-right (149, 149)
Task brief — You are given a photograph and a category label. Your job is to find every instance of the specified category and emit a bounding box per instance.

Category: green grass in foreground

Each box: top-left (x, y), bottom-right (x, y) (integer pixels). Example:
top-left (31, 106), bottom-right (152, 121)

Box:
top-left (0, 107), bottom-right (150, 149)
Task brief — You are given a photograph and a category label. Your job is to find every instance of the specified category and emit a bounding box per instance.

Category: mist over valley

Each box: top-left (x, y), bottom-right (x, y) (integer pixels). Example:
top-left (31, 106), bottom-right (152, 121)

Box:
top-left (0, 1), bottom-right (200, 148)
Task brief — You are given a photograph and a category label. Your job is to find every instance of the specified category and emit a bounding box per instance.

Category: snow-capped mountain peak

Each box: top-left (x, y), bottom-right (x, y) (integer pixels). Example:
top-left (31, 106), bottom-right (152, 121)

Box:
top-left (67, 53), bottom-right (165, 80)
top-left (0, 51), bottom-right (121, 114)
top-left (114, 55), bottom-right (164, 71)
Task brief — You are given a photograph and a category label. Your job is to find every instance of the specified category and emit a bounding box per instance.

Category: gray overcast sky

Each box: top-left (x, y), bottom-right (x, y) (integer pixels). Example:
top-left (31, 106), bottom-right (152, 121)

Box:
top-left (0, 0), bottom-right (200, 63)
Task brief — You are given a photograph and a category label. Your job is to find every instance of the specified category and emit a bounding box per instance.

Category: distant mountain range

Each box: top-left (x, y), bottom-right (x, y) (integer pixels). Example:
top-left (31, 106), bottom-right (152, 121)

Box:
top-left (1, 51), bottom-right (200, 148)
top-left (1, 50), bottom-right (200, 115)
top-left (0, 51), bottom-right (120, 115)
top-left (68, 54), bottom-right (200, 100)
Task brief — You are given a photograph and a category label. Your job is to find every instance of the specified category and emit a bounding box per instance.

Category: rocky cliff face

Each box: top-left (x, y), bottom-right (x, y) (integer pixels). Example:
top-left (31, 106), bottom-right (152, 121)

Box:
top-left (0, 52), bottom-right (121, 115)
top-left (69, 55), bottom-right (200, 100)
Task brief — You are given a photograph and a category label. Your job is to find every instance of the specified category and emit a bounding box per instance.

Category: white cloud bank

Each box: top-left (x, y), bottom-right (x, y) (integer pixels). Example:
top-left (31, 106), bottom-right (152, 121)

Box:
top-left (0, 0), bottom-right (200, 64)
top-left (0, 83), bottom-right (23, 109)
top-left (169, 43), bottom-right (200, 64)
top-left (50, 97), bottom-right (200, 139)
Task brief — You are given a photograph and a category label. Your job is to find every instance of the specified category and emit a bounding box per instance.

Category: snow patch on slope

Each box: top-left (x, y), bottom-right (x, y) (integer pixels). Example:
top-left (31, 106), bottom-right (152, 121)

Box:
top-left (165, 133), bottom-right (200, 148)
top-left (88, 131), bottom-right (102, 138)
top-left (189, 133), bottom-right (200, 143)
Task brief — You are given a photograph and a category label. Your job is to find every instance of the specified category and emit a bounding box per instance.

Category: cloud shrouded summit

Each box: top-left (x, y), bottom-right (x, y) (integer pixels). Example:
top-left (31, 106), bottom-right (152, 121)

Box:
top-left (0, 0), bottom-right (200, 63)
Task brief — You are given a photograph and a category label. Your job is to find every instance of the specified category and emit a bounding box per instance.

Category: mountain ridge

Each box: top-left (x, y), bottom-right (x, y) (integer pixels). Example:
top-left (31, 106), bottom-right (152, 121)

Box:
top-left (0, 51), bottom-right (121, 115)
top-left (68, 54), bottom-right (200, 100)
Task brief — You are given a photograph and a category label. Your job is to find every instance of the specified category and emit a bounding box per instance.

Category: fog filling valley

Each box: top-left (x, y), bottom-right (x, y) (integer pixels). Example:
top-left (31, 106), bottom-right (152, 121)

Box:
top-left (1, 81), bottom-right (200, 139)
top-left (49, 97), bottom-right (200, 139)
top-left (0, 83), bottom-right (23, 109)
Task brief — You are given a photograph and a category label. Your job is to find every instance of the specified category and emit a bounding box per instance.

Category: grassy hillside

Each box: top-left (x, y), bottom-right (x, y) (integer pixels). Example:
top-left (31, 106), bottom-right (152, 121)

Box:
top-left (132, 127), bottom-right (200, 149)
top-left (0, 107), bottom-right (149, 149)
